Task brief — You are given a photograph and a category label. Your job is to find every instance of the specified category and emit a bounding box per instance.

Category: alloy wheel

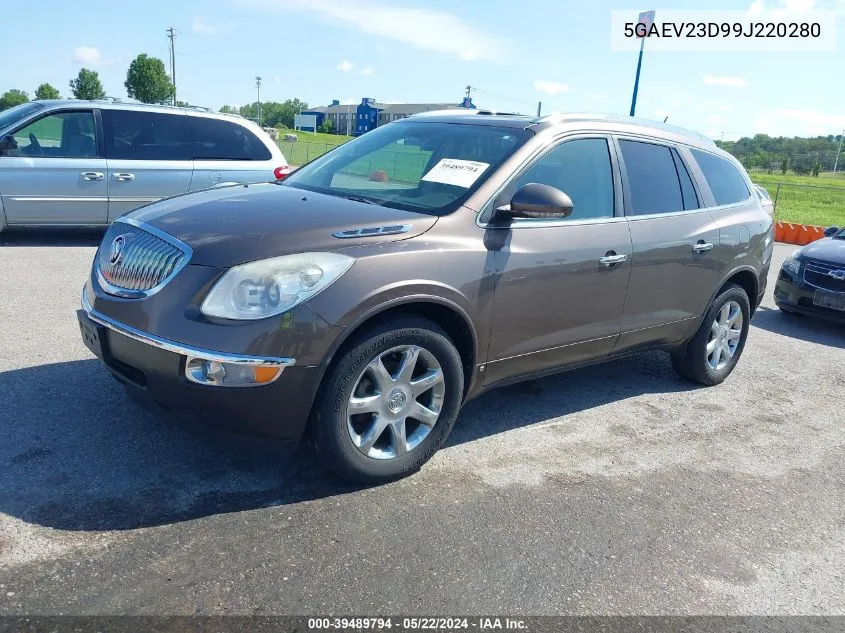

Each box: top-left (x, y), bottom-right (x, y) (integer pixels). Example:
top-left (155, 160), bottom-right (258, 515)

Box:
top-left (706, 300), bottom-right (743, 371)
top-left (346, 345), bottom-right (446, 460)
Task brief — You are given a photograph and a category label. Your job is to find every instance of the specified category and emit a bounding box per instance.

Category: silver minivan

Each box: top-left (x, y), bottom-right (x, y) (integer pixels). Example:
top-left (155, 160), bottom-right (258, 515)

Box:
top-left (0, 100), bottom-right (290, 232)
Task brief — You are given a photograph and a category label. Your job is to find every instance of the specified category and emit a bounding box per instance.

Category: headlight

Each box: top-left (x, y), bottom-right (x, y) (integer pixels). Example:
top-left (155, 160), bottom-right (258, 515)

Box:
top-left (201, 252), bottom-right (354, 320)
top-left (781, 249), bottom-right (803, 277)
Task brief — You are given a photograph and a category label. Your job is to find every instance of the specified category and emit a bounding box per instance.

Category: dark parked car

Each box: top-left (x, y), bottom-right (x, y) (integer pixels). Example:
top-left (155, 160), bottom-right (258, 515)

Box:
top-left (774, 225), bottom-right (845, 322)
top-left (78, 111), bottom-right (774, 482)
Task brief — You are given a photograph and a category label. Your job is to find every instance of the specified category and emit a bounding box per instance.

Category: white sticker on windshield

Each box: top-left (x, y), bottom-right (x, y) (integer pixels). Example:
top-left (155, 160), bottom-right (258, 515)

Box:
top-left (421, 159), bottom-right (490, 188)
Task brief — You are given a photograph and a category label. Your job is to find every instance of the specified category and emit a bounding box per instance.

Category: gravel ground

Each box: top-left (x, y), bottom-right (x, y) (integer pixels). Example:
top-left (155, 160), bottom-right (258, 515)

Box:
top-left (0, 233), bottom-right (842, 616)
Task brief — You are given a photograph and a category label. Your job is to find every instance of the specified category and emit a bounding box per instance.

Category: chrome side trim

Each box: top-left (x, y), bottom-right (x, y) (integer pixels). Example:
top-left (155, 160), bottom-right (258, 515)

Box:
top-left (332, 224), bottom-right (412, 238)
top-left (96, 217), bottom-right (193, 299)
top-left (81, 290), bottom-right (296, 368)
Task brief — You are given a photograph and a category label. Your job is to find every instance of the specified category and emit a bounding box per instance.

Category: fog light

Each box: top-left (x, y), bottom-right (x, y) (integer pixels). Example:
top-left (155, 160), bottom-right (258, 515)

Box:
top-left (185, 357), bottom-right (283, 387)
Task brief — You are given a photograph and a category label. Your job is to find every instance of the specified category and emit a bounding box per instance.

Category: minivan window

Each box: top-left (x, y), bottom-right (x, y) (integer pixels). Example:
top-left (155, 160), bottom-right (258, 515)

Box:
top-left (0, 102), bottom-right (45, 132)
top-left (102, 109), bottom-right (191, 161)
top-left (190, 117), bottom-right (271, 160)
top-left (691, 149), bottom-right (751, 206)
top-left (619, 140), bottom-right (685, 215)
top-left (513, 138), bottom-right (614, 220)
top-left (4, 110), bottom-right (97, 158)
top-left (281, 121), bottom-right (531, 215)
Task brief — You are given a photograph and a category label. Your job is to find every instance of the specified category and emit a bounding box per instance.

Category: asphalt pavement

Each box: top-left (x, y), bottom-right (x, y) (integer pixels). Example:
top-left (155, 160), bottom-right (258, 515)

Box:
top-left (0, 233), bottom-right (842, 615)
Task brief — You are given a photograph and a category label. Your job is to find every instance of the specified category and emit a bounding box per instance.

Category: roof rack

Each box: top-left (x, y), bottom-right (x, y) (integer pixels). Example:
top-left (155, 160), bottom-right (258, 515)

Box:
top-left (536, 112), bottom-right (716, 146)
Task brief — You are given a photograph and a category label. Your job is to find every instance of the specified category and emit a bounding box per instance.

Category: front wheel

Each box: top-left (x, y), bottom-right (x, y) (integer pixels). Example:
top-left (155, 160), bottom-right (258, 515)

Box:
top-left (312, 316), bottom-right (464, 483)
top-left (671, 283), bottom-right (751, 386)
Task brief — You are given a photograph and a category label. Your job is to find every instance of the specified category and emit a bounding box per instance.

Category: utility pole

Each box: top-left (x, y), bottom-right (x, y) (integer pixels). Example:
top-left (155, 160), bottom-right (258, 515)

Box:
top-left (537, 102), bottom-right (542, 117)
top-left (834, 129), bottom-right (844, 173)
top-left (255, 76), bottom-right (262, 127)
top-left (167, 27), bottom-right (177, 106)
top-left (465, 85), bottom-right (472, 100)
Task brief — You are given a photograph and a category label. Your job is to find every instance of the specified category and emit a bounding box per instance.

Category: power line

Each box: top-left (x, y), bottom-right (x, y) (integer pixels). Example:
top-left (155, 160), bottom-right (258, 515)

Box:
top-left (467, 85), bottom-right (535, 109)
top-left (167, 27), bottom-right (177, 106)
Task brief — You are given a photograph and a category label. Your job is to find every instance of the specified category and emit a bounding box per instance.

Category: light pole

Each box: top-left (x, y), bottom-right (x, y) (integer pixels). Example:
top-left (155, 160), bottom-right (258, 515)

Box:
top-left (834, 128), bottom-right (844, 173)
top-left (629, 10), bottom-right (655, 117)
top-left (255, 76), bottom-right (262, 127)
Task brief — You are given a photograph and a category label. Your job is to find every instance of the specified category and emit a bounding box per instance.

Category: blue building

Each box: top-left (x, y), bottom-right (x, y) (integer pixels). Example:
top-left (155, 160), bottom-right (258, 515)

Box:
top-left (302, 95), bottom-right (476, 136)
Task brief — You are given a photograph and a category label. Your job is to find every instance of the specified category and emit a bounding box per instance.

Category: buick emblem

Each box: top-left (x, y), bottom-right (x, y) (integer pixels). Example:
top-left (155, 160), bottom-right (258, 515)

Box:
top-left (109, 235), bottom-right (126, 266)
top-left (828, 269), bottom-right (845, 281)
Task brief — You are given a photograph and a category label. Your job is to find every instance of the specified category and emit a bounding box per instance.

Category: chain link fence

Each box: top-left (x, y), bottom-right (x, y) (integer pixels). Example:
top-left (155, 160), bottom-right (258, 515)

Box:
top-left (767, 181), bottom-right (845, 227)
top-left (277, 141), bottom-right (348, 166)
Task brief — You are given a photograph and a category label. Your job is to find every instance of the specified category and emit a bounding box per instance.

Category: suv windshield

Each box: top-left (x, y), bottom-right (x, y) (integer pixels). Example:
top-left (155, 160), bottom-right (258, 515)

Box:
top-left (0, 102), bottom-right (45, 133)
top-left (281, 121), bottom-right (531, 215)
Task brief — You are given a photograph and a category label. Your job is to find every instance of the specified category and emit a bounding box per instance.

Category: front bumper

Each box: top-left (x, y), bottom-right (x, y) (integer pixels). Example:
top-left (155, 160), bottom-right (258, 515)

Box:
top-left (78, 293), bottom-right (325, 443)
top-left (773, 269), bottom-right (845, 324)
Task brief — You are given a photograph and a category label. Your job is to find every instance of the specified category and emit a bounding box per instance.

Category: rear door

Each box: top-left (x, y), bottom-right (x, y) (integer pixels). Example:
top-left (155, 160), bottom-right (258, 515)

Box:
top-left (0, 108), bottom-right (107, 225)
top-left (101, 108), bottom-right (193, 221)
top-left (189, 115), bottom-right (277, 190)
top-left (614, 137), bottom-right (724, 352)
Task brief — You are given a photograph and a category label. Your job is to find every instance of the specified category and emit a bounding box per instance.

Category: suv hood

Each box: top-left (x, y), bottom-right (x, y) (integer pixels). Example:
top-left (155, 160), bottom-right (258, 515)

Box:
top-left (129, 183), bottom-right (438, 267)
top-left (799, 237), bottom-right (845, 266)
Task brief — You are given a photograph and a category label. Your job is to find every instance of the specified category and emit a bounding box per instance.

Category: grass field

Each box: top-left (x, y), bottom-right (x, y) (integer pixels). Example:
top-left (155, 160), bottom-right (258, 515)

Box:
top-left (276, 127), bottom-right (352, 165)
top-left (749, 170), bottom-right (845, 227)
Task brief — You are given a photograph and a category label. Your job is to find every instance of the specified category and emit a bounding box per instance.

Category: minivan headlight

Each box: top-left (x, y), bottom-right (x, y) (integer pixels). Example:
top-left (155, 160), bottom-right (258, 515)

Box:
top-left (201, 253), bottom-right (354, 320)
top-left (781, 249), bottom-right (803, 277)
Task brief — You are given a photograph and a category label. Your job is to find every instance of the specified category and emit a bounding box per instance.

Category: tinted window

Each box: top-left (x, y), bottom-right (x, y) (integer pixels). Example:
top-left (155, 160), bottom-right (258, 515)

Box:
top-left (619, 140), bottom-right (684, 215)
top-left (671, 148), bottom-right (699, 210)
top-left (5, 111), bottom-right (97, 158)
top-left (513, 138), bottom-right (615, 220)
top-left (692, 149), bottom-right (750, 206)
top-left (0, 102), bottom-right (45, 132)
top-left (191, 117), bottom-right (271, 160)
top-left (102, 110), bottom-right (191, 160)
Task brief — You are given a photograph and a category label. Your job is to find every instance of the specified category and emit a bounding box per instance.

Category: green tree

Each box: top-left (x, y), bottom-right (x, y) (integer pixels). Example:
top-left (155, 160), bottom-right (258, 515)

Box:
top-left (34, 83), bottom-right (60, 100)
top-left (69, 69), bottom-right (106, 100)
top-left (219, 105), bottom-right (237, 114)
top-left (781, 157), bottom-right (788, 175)
top-left (318, 119), bottom-right (334, 134)
top-left (124, 54), bottom-right (174, 104)
top-left (0, 89), bottom-right (29, 111)
top-left (239, 98), bottom-right (308, 129)
top-left (812, 160), bottom-right (821, 177)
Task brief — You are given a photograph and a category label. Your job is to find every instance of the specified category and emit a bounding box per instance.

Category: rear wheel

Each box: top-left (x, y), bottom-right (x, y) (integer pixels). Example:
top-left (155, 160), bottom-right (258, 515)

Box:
top-left (312, 316), bottom-right (464, 483)
top-left (671, 284), bottom-right (750, 386)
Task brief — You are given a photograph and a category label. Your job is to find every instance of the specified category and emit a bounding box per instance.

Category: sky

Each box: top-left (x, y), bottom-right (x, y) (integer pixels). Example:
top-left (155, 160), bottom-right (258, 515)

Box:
top-left (2, 0), bottom-right (844, 141)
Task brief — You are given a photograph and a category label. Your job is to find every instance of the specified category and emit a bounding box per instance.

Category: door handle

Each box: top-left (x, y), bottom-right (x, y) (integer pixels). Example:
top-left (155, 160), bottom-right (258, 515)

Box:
top-left (113, 173), bottom-right (135, 182)
top-left (692, 241), bottom-right (714, 254)
top-left (80, 172), bottom-right (104, 181)
top-left (599, 252), bottom-right (628, 267)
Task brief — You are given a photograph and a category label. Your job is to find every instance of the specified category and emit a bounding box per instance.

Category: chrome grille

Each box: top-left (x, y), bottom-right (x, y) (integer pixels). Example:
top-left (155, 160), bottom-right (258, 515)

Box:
top-left (803, 259), bottom-right (845, 294)
top-left (97, 219), bottom-right (191, 298)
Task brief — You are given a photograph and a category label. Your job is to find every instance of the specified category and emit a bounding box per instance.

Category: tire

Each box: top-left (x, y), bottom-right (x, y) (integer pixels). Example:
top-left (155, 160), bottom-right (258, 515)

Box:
top-left (312, 315), bottom-right (464, 483)
top-left (671, 283), bottom-right (750, 386)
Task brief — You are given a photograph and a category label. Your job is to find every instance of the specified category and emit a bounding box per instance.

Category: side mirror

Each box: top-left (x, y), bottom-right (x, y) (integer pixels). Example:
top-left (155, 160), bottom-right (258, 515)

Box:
top-left (0, 134), bottom-right (17, 154)
top-left (498, 183), bottom-right (574, 220)
top-left (823, 226), bottom-right (839, 237)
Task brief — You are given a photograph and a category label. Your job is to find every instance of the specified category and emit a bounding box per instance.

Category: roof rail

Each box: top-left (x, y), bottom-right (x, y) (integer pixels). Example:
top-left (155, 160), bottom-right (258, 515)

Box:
top-left (536, 112), bottom-right (716, 146)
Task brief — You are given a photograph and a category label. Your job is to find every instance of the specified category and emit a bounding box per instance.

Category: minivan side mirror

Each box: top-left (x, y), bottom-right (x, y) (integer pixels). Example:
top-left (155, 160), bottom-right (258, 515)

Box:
top-left (824, 226), bottom-right (839, 237)
top-left (497, 183), bottom-right (574, 220)
top-left (0, 134), bottom-right (17, 155)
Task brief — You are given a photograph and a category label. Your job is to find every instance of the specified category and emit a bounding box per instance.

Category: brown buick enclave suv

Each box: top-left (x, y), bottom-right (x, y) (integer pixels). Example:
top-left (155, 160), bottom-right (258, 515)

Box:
top-left (78, 111), bottom-right (774, 482)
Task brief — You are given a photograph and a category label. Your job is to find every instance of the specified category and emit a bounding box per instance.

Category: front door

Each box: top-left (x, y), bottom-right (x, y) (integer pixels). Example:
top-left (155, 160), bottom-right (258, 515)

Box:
top-left (484, 136), bottom-right (633, 386)
top-left (0, 109), bottom-right (107, 225)
top-left (101, 109), bottom-right (193, 221)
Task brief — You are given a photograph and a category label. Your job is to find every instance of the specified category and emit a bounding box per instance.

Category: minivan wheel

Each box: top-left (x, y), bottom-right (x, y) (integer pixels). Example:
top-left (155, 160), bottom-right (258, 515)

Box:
top-left (312, 316), bottom-right (464, 483)
top-left (671, 283), bottom-right (750, 386)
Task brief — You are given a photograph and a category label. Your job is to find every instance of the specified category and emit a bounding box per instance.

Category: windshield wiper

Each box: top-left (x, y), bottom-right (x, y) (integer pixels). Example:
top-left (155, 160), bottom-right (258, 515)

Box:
top-left (338, 194), bottom-right (379, 205)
